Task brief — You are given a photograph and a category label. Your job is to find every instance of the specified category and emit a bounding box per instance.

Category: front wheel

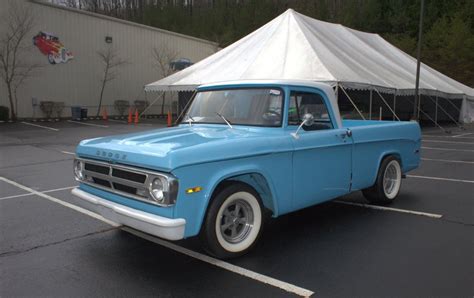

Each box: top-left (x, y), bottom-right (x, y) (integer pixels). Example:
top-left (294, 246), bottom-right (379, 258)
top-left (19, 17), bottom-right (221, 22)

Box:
top-left (362, 156), bottom-right (402, 204)
top-left (200, 183), bottom-right (263, 259)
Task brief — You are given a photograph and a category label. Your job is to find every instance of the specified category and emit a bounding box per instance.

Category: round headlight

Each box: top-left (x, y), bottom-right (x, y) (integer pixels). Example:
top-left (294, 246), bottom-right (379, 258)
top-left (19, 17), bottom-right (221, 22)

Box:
top-left (74, 160), bottom-right (84, 181)
top-left (150, 177), bottom-right (164, 202)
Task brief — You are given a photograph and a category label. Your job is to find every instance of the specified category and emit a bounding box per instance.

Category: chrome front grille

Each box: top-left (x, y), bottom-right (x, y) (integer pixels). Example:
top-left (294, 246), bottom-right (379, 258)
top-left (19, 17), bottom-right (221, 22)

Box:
top-left (77, 158), bottom-right (177, 206)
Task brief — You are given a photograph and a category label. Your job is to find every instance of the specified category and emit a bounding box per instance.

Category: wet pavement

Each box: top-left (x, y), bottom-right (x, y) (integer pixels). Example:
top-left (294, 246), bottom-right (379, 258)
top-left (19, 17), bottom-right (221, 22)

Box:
top-left (1, 120), bottom-right (473, 297)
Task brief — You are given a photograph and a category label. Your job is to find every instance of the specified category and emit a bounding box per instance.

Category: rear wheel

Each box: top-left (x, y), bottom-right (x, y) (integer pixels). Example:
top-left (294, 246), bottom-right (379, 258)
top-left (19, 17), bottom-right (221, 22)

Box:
top-left (362, 156), bottom-right (402, 204)
top-left (200, 183), bottom-right (263, 259)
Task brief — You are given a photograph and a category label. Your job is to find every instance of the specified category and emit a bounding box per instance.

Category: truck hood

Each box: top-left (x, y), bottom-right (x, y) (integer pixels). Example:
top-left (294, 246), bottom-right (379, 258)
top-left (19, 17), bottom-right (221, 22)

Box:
top-left (76, 125), bottom-right (292, 172)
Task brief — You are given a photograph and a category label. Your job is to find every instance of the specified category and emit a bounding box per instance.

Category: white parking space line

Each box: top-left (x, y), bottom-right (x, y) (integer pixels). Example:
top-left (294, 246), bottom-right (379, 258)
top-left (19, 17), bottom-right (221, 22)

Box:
top-left (407, 175), bottom-right (474, 184)
top-left (123, 227), bottom-right (315, 297)
top-left (452, 132), bottom-right (473, 138)
top-left (61, 151), bottom-right (75, 155)
top-left (21, 121), bottom-right (59, 131)
top-left (422, 140), bottom-right (474, 145)
top-left (421, 158), bottom-right (474, 165)
top-left (0, 177), bottom-right (117, 226)
top-left (334, 200), bottom-right (443, 219)
top-left (67, 120), bottom-right (109, 128)
top-left (108, 119), bottom-right (127, 123)
top-left (422, 134), bottom-right (474, 140)
top-left (421, 146), bottom-right (474, 152)
top-left (109, 119), bottom-right (155, 126)
top-left (0, 186), bottom-right (76, 201)
top-left (0, 176), bottom-right (315, 298)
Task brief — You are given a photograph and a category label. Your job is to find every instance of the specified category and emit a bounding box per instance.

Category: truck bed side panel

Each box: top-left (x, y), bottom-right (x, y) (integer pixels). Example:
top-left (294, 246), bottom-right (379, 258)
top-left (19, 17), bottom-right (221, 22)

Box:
top-left (344, 120), bottom-right (421, 191)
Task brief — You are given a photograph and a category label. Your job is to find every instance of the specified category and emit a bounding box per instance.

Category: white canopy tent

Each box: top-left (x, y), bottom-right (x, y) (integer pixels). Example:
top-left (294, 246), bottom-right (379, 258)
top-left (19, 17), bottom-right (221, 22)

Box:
top-left (145, 9), bottom-right (474, 123)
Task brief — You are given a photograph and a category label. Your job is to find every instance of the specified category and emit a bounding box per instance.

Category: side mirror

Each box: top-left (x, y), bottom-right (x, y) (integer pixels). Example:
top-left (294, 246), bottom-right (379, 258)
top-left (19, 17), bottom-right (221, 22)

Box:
top-left (291, 113), bottom-right (314, 139)
top-left (302, 113), bottom-right (314, 127)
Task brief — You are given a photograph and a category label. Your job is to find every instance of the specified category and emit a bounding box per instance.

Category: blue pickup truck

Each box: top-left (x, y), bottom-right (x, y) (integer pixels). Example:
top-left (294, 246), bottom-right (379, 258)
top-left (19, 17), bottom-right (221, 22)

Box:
top-left (72, 80), bottom-right (421, 258)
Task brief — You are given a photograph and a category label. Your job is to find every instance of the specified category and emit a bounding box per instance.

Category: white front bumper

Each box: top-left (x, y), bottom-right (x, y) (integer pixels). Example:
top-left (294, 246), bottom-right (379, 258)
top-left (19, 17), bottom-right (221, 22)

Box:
top-left (71, 188), bottom-right (185, 240)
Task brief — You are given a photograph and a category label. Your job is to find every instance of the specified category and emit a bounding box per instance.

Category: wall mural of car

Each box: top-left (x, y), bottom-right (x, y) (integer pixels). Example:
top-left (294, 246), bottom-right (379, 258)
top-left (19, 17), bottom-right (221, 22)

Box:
top-left (33, 31), bottom-right (74, 64)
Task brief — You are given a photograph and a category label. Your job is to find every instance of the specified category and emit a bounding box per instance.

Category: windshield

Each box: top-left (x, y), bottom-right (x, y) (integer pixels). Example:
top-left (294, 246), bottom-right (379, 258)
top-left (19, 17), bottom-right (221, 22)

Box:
top-left (181, 88), bottom-right (284, 127)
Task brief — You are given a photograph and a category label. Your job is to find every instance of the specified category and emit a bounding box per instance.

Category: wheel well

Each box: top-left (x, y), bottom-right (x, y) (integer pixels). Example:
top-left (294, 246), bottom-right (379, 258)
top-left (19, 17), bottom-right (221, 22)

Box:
top-left (380, 153), bottom-right (402, 170)
top-left (212, 173), bottom-right (275, 215)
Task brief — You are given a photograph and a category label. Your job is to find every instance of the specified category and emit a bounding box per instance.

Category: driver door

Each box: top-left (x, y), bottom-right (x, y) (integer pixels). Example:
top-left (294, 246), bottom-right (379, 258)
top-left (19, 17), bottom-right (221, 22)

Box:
top-left (289, 89), bottom-right (352, 210)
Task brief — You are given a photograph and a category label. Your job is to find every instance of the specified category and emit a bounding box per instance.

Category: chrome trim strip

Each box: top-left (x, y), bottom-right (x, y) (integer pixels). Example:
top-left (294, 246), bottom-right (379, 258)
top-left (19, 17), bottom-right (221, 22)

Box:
top-left (80, 158), bottom-right (173, 179)
top-left (83, 170), bottom-right (145, 189)
top-left (81, 180), bottom-right (152, 204)
top-left (76, 157), bottom-right (178, 207)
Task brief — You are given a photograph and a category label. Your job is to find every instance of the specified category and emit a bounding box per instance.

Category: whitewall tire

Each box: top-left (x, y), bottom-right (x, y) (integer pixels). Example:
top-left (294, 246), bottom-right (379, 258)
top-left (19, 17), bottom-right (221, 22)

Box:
top-left (200, 183), bottom-right (263, 259)
top-left (362, 156), bottom-right (402, 204)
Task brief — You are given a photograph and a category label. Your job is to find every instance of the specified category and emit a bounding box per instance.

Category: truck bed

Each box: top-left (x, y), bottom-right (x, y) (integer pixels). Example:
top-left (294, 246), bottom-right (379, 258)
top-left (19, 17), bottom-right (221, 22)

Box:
top-left (342, 119), bottom-right (421, 191)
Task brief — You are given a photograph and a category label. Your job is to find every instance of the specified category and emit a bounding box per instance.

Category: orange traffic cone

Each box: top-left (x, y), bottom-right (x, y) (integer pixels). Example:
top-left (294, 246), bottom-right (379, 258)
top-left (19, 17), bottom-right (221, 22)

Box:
top-left (127, 108), bottom-right (132, 124)
top-left (134, 109), bottom-right (139, 124)
top-left (167, 111), bottom-right (172, 127)
top-left (102, 107), bottom-right (108, 121)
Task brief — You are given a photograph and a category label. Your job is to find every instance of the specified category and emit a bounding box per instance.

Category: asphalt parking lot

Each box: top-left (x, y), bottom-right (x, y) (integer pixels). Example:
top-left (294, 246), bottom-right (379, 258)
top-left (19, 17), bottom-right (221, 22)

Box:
top-left (1, 120), bottom-right (473, 297)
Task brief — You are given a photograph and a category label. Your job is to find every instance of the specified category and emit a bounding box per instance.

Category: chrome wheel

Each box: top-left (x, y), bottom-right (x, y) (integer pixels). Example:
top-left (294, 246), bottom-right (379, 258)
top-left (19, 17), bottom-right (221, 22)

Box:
top-left (213, 190), bottom-right (262, 254)
top-left (383, 160), bottom-right (401, 199)
top-left (220, 199), bottom-right (254, 244)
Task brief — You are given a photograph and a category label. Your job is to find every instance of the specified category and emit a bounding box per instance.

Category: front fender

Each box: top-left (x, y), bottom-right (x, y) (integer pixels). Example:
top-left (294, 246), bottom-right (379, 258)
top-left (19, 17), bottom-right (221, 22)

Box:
top-left (171, 152), bottom-right (292, 238)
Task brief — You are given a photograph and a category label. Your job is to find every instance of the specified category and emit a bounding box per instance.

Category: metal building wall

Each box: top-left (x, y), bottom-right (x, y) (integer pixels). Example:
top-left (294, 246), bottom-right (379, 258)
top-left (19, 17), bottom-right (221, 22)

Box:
top-left (0, 0), bottom-right (218, 118)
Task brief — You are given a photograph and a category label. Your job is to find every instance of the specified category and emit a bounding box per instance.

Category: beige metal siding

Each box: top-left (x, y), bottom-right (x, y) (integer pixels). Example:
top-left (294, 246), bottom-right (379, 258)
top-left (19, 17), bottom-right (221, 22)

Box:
top-left (0, 1), bottom-right (217, 118)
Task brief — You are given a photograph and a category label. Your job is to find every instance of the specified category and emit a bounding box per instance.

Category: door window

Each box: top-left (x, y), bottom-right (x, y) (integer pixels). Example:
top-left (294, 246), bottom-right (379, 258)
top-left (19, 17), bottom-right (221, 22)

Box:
top-left (288, 91), bottom-right (333, 130)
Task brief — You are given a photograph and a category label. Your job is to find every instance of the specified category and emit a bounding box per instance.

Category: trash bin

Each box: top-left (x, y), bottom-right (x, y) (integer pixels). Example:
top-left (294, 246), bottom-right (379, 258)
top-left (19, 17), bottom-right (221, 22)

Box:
top-left (71, 106), bottom-right (81, 120)
top-left (80, 108), bottom-right (88, 119)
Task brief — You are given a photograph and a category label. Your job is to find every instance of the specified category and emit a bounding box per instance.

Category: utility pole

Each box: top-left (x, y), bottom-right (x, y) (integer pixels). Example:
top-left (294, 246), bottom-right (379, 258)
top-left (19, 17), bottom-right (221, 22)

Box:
top-left (412, 0), bottom-right (425, 121)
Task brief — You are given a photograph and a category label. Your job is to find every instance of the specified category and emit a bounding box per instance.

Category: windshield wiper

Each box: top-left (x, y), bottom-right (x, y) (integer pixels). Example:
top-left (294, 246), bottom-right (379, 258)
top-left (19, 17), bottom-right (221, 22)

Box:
top-left (184, 115), bottom-right (195, 126)
top-left (215, 112), bottom-right (233, 129)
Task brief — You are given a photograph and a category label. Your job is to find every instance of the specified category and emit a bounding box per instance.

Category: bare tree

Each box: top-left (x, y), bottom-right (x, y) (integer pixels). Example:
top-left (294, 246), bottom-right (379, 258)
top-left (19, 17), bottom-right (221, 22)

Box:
top-left (0, 1), bottom-right (41, 121)
top-left (97, 45), bottom-right (126, 116)
top-left (152, 44), bottom-right (178, 115)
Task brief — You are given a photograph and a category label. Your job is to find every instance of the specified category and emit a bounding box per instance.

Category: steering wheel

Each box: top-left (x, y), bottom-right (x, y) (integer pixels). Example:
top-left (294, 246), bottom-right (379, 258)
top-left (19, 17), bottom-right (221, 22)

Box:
top-left (262, 111), bottom-right (281, 121)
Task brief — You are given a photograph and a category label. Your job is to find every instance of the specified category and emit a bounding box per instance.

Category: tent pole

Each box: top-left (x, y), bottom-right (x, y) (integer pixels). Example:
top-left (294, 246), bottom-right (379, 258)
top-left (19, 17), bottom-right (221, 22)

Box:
top-left (407, 97), bottom-right (449, 133)
top-left (445, 97), bottom-right (461, 112)
top-left (339, 85), bottom-right (366, 120)
top-left (175, 90), bottom-right (197, 123)
top-left (393, 92), bottom-right (397, 121)
top-left (413, 0), bottom-right (425, 121)
top-left (418, 93), bottom-right (422, 120)
top-left (373, 88), bottom-right (400, 121)
top-left (140, 92), bottom-right (163, 117)
top-left (144, 91), bottom-right (148, 119)
top-left (427, 95), bottom-right (463, 129)
top-left (369, 89), bottom-right (373, 120)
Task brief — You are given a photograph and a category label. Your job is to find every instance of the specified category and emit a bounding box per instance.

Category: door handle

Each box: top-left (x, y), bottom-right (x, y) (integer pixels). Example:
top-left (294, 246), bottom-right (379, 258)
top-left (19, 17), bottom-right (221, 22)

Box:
top-left (338, 129), bottom-right (352, 138)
